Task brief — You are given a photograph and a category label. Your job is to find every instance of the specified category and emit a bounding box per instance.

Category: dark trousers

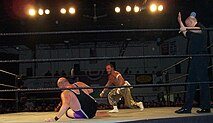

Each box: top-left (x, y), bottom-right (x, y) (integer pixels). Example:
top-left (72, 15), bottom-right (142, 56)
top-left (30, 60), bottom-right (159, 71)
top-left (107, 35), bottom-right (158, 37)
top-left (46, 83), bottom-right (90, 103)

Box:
top-left (183, 57), bottom-right (211, 110)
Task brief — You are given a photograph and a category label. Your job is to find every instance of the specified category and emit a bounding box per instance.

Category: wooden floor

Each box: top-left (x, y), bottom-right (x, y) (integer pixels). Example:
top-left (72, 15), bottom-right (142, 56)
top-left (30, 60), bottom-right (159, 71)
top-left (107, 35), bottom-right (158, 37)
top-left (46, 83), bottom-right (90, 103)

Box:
top-left (1, 107), bottom-right (213, 123)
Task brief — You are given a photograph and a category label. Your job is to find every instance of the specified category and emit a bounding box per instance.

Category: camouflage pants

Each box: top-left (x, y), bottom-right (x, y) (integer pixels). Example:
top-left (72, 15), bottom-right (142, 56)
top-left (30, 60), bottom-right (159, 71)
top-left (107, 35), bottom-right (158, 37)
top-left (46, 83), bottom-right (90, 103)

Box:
top-left (108, 87), bottom-right (138, 108)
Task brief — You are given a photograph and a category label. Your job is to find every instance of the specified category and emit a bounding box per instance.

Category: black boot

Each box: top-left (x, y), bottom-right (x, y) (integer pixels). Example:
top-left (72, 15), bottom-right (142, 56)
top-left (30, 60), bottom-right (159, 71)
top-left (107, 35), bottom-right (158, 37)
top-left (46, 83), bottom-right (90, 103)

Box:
top-left (196, 109), bottom-right (211, 113)
top-left (175, 108), bottom-right (191, 114)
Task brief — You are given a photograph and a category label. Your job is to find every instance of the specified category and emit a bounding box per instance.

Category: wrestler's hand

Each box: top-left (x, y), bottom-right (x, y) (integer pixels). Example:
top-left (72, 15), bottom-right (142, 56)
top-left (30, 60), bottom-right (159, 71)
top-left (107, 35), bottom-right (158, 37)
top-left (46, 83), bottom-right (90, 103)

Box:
top-left (116, 88), bottom-right (121, 94)
top-left (99, 92), bottom-right (104, 97)
top-left (179, 27), bottom-right (187, 33)
top-left (44, 118), bottom-right (56, 122)
top-left (177, 12), bottom-right (182, 23)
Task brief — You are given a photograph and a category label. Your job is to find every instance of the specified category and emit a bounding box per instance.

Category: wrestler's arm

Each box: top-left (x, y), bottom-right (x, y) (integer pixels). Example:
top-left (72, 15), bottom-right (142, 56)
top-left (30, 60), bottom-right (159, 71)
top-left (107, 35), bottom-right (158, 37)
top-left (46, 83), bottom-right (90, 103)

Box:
top-left (56, 92), bottom-right (70, 119)
top-left (100, 80), bottom-right (112, 97)
top-left (177, 12), bottom-right (187, 36)
top-left (178, 12), bottom-right (202, 35)
top-left (185, 27), bottom-right (202, 33)
top-left (44, 92), bottom-right (70, 122)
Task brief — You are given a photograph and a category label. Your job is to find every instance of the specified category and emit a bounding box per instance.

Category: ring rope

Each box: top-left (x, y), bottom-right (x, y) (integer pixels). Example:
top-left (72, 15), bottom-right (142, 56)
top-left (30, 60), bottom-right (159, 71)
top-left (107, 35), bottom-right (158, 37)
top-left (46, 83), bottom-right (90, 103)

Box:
top-left (162, 57), bottom-right (190, 73)
top-left (206, 43), bottom-right (213, 49)
top-left (25, 98), bottom-right (60, 101)
top-left (174, 86), bottom-right (213, 94)
top-left (166, 74), bottom-right (189, 82)
top-left (0, 83), bottom-right (18, 89)
top-left (21, 73), bottom-right (188, 82)
top-left (0, 28), bottom-right (213, 36)
top-left (22, 75), bottom-right (105, 79)
top-left (0, 81), bottom-right (212, 93)
top-left (0, 98), bottom-right (17, 101)
top-left (208, 64), bottom-right (213, 69)
top-left (2, 86), bottom-right (213, 102)
top-left (0, 69), bottom-right (18, 77)
top-left (0, 54), bottom-right (212, 63)
top-left (17, 73), bottom-right (187, 80)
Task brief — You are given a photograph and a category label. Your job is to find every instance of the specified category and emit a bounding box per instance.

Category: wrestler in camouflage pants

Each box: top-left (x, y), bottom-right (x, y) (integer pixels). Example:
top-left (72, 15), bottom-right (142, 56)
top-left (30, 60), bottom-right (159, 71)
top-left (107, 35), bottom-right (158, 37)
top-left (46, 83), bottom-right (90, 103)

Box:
top-left (108, 84), bottom-right (138, 108)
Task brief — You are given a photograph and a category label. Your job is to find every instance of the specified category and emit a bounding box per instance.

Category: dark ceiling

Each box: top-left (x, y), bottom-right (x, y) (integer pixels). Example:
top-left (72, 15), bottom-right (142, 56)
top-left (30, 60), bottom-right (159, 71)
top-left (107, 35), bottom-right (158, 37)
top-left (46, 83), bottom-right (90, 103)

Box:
top-left (0, 0), bottom-right (213, 48)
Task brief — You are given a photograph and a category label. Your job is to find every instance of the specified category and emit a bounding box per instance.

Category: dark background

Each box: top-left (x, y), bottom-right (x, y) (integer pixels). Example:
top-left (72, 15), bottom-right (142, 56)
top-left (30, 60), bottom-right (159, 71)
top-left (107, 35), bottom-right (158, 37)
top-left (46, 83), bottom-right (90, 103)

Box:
top-left (0, 0), bottom-right (212, 47)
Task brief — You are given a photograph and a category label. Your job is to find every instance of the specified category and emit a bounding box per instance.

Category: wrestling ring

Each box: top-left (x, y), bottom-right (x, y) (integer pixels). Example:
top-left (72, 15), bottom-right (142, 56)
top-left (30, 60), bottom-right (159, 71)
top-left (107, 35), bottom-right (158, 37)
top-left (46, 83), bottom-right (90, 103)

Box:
top-left (0, 28), bottom-right (213, 123)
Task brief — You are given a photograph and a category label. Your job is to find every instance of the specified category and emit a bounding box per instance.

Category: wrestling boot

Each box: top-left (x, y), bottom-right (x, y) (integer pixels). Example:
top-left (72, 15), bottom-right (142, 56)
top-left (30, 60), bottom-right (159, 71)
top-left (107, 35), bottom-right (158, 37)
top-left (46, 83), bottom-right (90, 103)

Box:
top-left (175, 108), bottom-right (191, 114)
top-left (197, 109), bottom-right (211, 113)
top-left (137, 102), bottom-right (144, 111)
top-left (109, 106), bottom-right (119, 113)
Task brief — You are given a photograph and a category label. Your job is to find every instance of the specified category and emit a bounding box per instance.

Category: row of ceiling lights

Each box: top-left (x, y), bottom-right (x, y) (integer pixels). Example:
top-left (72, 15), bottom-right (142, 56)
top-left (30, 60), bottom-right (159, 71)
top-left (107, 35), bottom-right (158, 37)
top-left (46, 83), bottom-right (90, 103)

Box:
top-left (114, 4), bottom-right (164, 13)
top-left (28, 3), bottom-right (164, 17)
top-left (28, 7), bottom-right (76, 16)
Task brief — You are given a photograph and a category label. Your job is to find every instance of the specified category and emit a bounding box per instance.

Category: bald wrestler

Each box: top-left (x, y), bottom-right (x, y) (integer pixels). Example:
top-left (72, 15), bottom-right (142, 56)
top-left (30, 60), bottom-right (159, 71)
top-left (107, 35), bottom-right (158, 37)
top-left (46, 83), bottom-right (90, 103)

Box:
top-left (45, 77), bottom-right (97, 122)
top-left (100, 64), bottom-right (144, 113)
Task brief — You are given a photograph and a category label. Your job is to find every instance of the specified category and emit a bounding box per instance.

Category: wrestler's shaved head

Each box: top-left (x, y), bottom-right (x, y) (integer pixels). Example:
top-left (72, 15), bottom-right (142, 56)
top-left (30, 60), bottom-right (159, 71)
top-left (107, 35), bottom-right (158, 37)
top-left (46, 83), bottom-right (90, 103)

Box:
top-left (185, 15), bottom-right (197, 27)
top-left (57, 77), bottom-right (69, 88)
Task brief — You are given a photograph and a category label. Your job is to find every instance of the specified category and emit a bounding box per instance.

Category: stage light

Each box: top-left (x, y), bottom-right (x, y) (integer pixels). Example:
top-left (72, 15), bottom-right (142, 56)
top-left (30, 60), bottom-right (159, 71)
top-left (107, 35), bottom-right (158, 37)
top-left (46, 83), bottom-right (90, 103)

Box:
top-left (28, 9), bottom-right (36, 16)
top-left (115, 7), bottom-right (120, 13)
top-left (134, 5), bottom-right (140, 13)
top-left (45, 9), bottom-right (50, 15)
top-left (38, 9), bottom-right (44, 15)
top-left (158, 5), bottom-right (163, 12)
top-left (69, 7), bottom-right (75, 14)
top-left (60, 8), bottom-right (66, 14)
top-left (126, 5), bottom-right (131, 12)
top-left (150, 4), bottom-right (157, 12)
